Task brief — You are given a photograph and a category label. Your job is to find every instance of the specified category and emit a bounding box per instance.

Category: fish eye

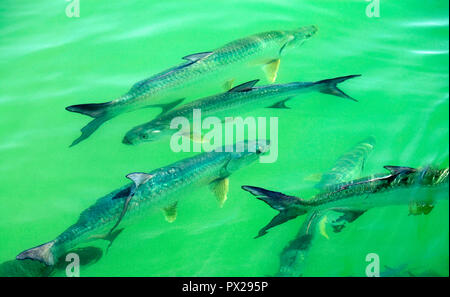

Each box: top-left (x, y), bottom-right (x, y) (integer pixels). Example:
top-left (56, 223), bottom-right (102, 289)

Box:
top-left (141, 134), bottom-right (148, 139)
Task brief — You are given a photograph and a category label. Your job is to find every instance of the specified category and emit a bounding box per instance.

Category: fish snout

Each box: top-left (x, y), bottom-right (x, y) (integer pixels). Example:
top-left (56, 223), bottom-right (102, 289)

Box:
top-left (256, 140), bottom-right (270, 155)
top-left (122, 136), bottom-right (133, 145)
top-left (295, 25), bottom-right (318, 40)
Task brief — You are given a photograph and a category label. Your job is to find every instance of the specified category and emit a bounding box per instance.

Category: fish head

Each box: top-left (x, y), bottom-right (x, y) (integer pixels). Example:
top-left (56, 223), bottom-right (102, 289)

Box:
top-left (123, 121), bottom-right (171, 145)
top-left (280, 25), bottom-right (318, 53)
top-left (223, 140), bottom-right (271, 174)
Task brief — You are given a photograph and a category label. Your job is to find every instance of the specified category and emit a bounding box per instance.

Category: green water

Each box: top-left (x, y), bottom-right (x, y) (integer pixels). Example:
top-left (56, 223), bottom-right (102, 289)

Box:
top-left (0, 0), bottom-right (448, 277)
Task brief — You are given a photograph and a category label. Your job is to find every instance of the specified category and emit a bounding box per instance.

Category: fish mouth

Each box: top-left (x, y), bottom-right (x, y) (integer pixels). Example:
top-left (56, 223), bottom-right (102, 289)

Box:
top-left (122, 137), bottom-right (132, 145)
top-left (295, 25), bottom-right (318, 40)
top-left (256, 140), bottom-right (271, 155)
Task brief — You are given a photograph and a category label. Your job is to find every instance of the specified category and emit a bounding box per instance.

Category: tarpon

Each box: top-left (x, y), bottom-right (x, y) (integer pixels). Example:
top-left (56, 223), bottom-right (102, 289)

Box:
top-left (314, 136), bottom-right (376, 190)
top-left (242, 165), bottom-right (449, 238)
top-left (276, 137), bottom-right (376, 276)
top-left (122, 75), bottom-right (360, 145)
top-left (66, 26), bottom-right (318, 146)
top-left (16, 140), bottom-right (270, 265)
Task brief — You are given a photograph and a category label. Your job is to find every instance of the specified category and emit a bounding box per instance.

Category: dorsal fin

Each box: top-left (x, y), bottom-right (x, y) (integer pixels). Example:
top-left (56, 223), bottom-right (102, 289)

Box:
top-left (228, 80), bottom-right (259, 93)
top-left (126, 172), bottom-right (154, 188)
top-left (182, 52), bottom-right (213, 62)
top-left (384, 166), bottom-right (416, 176)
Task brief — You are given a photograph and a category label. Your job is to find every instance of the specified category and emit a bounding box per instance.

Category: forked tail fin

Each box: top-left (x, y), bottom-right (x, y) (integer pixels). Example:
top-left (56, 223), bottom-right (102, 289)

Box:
top-left (16, 240), bottom-right (56, 266)
top-left (66, 102), bottom-right (114, 147)
top-left (315, 74), bottom-right (361, 102)
top-left (241, 186), bottom-right (309, 238)
top-left (66, 102), bottom-right (111, 118)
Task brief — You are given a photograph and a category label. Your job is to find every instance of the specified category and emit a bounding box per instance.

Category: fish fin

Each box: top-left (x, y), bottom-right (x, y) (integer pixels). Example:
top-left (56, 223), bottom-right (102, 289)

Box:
top-left (16, 240), bottom-right (56, 266)
top-left (182, 51), bottom-right (213, 62)
top-left (241, 185), bottom-right (305, 212)
top-left (109, 192), bottom-right (134, 234)
top-left (318, 215), bottom-right (329, 239)
top-left (255, 210), bottom-right (299, 238)
top-left (263, 59), bottom-right (280, 83)
top-left (105, 228), bottom-right (125, 252)
top-left (384, 165), bottom-right (417, 176)
top-left (330, 208), bottom-right (366, 233)
top-left (266, 97), bottom-right (293, 109)
top-left (69, 116), bottom-right (110, 147)
top-left (88, 228), bottom-right (124, 252)
top-left (315, 74), bottom-right (361, 102)
top-left (189, 132), bottom-right (204, 143)
top-left (409, 201), bottom-right (434, 216)
top-left (210, 178), bottom-right (229, 208)
top-left (228, 79), bottom-right (259, 93)
top-left (126, 172), bottom-right (154, 188)
top-left (223, 79), bottom-right (235, 91)
top-left (304, 173), bottom-right (323, 182)
top-left (242, 185), bottom-right (308, 237)
top-left (163, 202), bottom-right (178, 223)
top-left (146, 98), bottom-right (185, 116)
top-left (180, 129), bottom-right (208, 143)
top-left (66, 102), bottom-right (111, 118)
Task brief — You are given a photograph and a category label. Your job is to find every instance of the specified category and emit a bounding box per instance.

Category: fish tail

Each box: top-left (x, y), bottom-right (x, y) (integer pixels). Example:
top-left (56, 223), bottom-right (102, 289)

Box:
top-left (69, 116), bottom-right (111, 147)
top-left (65, 102), bottom-right (111, 118)
top-left (66, 102), bottom-right (115, 146)
top-left (16, 240), bottom-right (56, 266)
top-left (315, 74), bottom-right (361, 102)
top-left (241, 186), bottom-right (309, 238)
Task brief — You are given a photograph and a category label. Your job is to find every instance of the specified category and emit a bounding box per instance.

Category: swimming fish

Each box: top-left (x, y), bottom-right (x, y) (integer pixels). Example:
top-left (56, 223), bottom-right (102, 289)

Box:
top-left (242, 165), bottom-right (449, 238)
top-left (16, 140), bottom-right (270, 265)
top-left (313, 136), bottom-right (376, 190)
top-left (66, 26), bottom-right (318, 146)
top-left (122, 75), bottom-right (360, 145)
top-left (276, 210), bottom-right (323, 277)
top-left (276, 137), bottom-right (377, 276)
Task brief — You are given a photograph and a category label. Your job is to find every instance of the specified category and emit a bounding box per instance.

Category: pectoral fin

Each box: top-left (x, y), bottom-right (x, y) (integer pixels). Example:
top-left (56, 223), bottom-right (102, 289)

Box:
top-left (318, 215), bottom-right (330, 239)
top-left (181, 130), bottom-right (208, 143)
top-left (88, 228), bottom-right (124, 252)
top-left (163, 202), bottom-right (178, 223)
top-left (330, 208), bottom-right (366, 233)
top-left (304, 173), bottom-right (323, 182)
top-left (223, 79), bottom-right (235, 91)
top-left (409, 201), bottom-right (434, 215)
top-left (263, 59), bottom-right (280, 83)
top-left (210, 178), bottom-right (229, 208)
top-left (266, 97), bottom-right (293, 109)
top-left (146, 98), bottom-right (185, 116)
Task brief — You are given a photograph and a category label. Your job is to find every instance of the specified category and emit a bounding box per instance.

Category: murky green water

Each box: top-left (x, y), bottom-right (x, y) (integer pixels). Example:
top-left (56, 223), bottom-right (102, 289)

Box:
top-left (0, 0), bottom-right (448, 277)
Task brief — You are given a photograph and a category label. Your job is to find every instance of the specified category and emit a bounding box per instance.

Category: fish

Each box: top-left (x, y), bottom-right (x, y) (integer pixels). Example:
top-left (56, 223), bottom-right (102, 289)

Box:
top-left (16, 140), bottom-right (270, 266)
top-left (276, 210), bottom-right (323, 277)
top-left (65, 26), bottom-right (318, 146)
top-left (122, 75), bottom-right (360, 145)
top-left (242, 165), bottom-right (449, 238)
top-left (276, 137), bottom-right (376, 276)
top-left (0, 246), bottom-right (104, 277)
top-left (314, 136), bottom-right (376, 190)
